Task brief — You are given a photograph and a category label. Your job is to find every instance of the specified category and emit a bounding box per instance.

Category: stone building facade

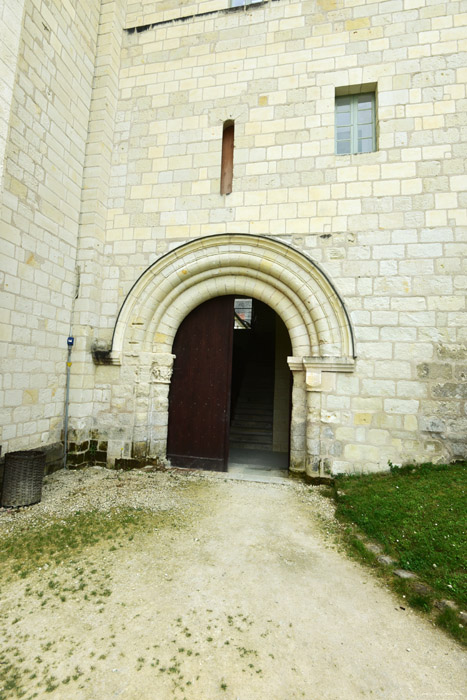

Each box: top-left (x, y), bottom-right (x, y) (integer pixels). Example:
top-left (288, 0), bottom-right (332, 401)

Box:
top-left (1, 0), bottom-right (466, 476)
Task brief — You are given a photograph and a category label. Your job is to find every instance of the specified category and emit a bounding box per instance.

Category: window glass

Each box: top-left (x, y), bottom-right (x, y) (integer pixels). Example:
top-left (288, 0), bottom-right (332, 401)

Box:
top-left (234, 298), bottom-right (252, 329)
top-left (359, 139), bottom-right (373, 153)
top-left (357, 96), bottom-right (373, 110)
top-left (337, 128), bottom-right (351, 140)
top-left (357, 123), bottom-right (373, 138)
top-left (357, 110), bottom-right (373, 125)
top-left (231, 0), bottom-right (262, 6)
top-left (335, 92), bottom-right (376, 155)
top-left (336, 140), bottom-right (351, 155)
top-left (336, 111), bottom-right (351, 127)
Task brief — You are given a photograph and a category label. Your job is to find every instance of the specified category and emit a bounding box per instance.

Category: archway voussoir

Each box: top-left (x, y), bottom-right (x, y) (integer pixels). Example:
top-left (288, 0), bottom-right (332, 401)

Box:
top-left (105, 235), bottom-right (357, 475)
top-left (113, 235), bottom-right (354, 362)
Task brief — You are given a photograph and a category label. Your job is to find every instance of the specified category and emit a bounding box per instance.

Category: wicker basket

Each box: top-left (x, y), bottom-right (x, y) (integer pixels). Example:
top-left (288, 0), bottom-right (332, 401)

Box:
top-left (1, 450), bottom-right (45, 507)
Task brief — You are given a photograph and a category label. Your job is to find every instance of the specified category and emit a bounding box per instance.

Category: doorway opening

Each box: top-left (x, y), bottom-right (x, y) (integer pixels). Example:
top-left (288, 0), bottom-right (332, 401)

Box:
top-left (229, 298), bottom-right (291, 476)
top-left (166, 296), bottom-right (292, 475)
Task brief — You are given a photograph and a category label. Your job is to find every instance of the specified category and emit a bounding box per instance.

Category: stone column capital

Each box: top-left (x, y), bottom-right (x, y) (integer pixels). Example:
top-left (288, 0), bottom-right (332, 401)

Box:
top-left (150, 353), bottom-right (176, 384)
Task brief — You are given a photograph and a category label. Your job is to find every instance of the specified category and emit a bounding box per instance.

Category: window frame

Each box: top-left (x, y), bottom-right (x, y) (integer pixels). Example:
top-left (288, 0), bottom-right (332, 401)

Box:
top-left (335, 92), bottom-right (377, 156)
top-left (230, 0), bottom-right (263, 7)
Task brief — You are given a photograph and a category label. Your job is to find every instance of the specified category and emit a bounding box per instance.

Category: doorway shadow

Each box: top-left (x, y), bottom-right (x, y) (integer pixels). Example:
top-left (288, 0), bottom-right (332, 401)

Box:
top-left (228, 447), bottom-right (289, 479)
top-left (228, 298), bottom-right (291, 480)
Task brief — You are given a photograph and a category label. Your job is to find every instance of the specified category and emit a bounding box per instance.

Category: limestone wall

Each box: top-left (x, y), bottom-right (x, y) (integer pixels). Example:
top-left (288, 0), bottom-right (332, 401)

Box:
top-left (0, 0), bottom-right (101, 463)
top-left (67, 0), bottom-right (128, 460)
top-left (0, 0), bottom-right (26, 194)
top-left (2, 0), bottom-right (466, 474)
top-left (84, 0), bottom-right (467, 473)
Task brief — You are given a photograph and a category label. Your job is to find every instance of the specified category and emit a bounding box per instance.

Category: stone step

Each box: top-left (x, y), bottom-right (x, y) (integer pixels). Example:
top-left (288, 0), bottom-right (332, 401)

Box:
top-left (231, 413), bottom-right (272, 423)
top-left (230, 440), bottom-right (273, 450)
top-left (233, 418), bottom-right (273, 427)
top-left (239, 380), bottom-right (272, 388)
top-left (230, 359), bottom-right (275, 450)
top-left (231, 418), bottom-right (273, 429)
top-left (230, 428), bottom-right (273, 440)
top-left (232, 411), bottom-right (272, 418)
top-left (234, 401), bottom-right (273, 411)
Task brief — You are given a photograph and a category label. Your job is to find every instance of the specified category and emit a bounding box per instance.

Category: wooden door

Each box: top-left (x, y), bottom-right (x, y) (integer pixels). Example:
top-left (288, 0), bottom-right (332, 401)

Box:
top-left (167, 296), bottom-right (235, 470)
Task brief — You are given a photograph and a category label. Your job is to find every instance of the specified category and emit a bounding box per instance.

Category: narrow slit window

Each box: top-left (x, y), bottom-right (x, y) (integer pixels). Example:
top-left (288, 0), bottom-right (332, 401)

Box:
top-left (220, 120), bottom-right (234, 195)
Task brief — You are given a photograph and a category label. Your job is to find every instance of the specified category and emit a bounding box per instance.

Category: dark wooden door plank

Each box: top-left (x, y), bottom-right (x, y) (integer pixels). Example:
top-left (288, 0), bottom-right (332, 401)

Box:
top-left (167, 296), bottom-right (234, 470)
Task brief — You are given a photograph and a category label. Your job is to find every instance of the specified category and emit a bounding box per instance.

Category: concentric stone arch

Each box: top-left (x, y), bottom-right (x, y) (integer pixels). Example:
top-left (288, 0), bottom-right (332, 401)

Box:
top-left (107, 234), bottom-right (356, 475)
top-left (111, 234), bottom-right (355, 362)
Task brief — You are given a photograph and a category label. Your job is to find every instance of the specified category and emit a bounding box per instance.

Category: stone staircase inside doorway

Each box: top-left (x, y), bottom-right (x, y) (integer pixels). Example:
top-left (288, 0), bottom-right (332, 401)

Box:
top-left (230, 360), bottom-right (274, 451)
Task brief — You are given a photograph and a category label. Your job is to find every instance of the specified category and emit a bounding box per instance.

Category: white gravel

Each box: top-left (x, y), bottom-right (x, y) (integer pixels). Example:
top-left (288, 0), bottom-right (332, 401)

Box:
top-left (0, 465), bottom-right (336, 538)
top-left (1, 467), bottom-right (465, 700)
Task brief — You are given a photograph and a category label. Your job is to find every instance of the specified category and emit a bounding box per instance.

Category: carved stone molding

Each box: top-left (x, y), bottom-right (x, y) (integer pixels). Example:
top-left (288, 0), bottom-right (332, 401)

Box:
top-left (151, 365), bottom-right (173, 384)
top-left (287, 356), bottom-right (305, 372)
top-left (150, 353), bottom-right (176, 384)
top-left (303, 356), bottom-right (355, 373)
top-left (112, 235), bottom-right (356, 360)
top-left (288, 356), bottom-right (355, 391)
top-left (304, 358), bottom-right (354, 391)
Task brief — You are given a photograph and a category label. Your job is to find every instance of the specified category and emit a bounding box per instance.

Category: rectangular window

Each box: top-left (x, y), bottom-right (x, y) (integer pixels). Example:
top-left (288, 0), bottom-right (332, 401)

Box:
top-left (335, 93), bottom-right (376, 155)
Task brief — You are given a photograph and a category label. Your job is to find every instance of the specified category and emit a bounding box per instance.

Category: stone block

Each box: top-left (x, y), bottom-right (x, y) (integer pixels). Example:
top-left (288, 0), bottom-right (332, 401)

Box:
top-left (384, 399), bottom-right (419, 414)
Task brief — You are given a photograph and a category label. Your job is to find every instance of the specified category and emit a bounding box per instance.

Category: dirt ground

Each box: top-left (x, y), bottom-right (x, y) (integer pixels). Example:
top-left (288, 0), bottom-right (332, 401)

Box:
top-left (1, 469), bottom-right (466, 700)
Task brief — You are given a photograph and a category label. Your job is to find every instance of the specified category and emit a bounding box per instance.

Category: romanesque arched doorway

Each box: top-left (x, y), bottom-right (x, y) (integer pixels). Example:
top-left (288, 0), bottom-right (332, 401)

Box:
top-left (166, 296), bottom-right (292, 471)
top-left (108, 234), bottom-right (355, 476)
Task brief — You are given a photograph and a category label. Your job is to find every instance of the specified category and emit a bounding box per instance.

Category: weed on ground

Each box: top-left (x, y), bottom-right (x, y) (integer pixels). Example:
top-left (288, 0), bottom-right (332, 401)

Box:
top-left (0, 507), bottom-right (184, 583)
top-left (0, 506), bottom-right (191, 698)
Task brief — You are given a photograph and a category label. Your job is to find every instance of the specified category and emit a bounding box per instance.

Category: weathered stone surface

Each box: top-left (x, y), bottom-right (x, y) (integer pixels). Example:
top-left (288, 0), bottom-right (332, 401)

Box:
top-left (410, 581), bottom-right (433, 597)
top-left (453, 366), bottom-right (467, 382)
top-left (432, 383), bottom-right (467, 399)
top-left (365, 542), bottom-right (383, 556)
top-left (377, 555), bottom-right (397, 566)
top-left (417, 363), bottom-right (453, 381)
top-left (434, 599), bottom-right (459, 612)
top-left (393, 569), bottom-right (417, 580)
top-left (419, 417), bottom-right (445, 433)
top-left (437, 344), bottom-right (467, 361)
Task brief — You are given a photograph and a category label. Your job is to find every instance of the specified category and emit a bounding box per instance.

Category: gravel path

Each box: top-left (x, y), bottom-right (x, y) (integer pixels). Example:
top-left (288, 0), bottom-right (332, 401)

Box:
top-left (0, 467), bottom-right (465, 699)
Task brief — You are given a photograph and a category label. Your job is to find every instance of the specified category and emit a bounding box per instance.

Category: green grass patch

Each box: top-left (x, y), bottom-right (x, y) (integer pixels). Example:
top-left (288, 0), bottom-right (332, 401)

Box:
top-left (0, 507), bottom-right (183, 581)
top-left (334, 462), bottom-right (466, 609)
top-left (437, 606), bottom-right (465, 642)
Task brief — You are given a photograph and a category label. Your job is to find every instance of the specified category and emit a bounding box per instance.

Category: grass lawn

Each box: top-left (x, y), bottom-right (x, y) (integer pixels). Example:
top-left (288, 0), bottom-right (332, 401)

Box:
top-left (333, 462), bottom-right (466, 643)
